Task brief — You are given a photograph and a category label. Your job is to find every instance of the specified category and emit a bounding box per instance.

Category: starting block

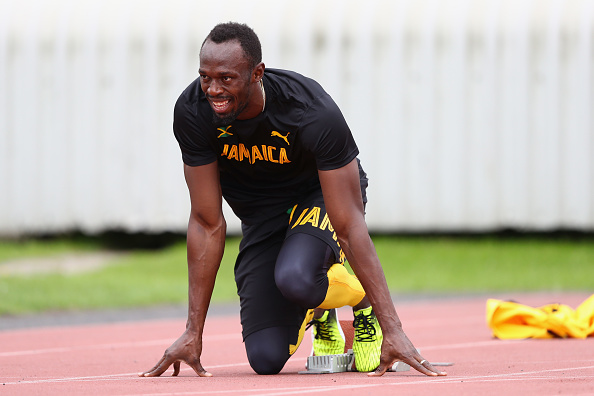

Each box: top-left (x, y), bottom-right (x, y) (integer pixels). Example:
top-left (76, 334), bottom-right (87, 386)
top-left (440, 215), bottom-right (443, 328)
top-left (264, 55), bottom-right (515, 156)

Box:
top-left (299, 348), bottom-right (453, 374)
top-left (299, 350), bottom-right (355, 374)
top-left (299, 350), bottom-right (414, 374)
top-left (299, 318), bottom-right (453, 374)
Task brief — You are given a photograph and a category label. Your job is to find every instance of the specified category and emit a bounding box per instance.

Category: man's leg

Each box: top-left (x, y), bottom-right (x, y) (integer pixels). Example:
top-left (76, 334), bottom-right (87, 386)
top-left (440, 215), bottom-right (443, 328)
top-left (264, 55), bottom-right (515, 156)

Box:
top-left (244, 326), bottom-right (298, 375)
top-left (274, 233), bottom-right (333, 308)
top-left (275, 232), bottom-right (382, 371)
top-left (275, 233), bottom-right (367, 311)
top-left (235, 226), bottom-right (309, 375)
top-left (275, 233), bottom-right (366, 357)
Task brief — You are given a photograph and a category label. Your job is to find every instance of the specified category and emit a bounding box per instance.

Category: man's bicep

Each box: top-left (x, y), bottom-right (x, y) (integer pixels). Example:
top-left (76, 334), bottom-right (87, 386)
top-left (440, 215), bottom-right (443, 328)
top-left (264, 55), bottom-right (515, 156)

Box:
top-left (184, 162), bottom-right (225, 228)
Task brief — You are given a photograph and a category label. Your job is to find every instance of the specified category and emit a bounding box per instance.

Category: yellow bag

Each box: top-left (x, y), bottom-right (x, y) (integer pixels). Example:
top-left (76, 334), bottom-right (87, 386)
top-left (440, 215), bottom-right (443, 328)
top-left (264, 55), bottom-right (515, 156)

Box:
top-left (486, 294), bottom-right (594, 339)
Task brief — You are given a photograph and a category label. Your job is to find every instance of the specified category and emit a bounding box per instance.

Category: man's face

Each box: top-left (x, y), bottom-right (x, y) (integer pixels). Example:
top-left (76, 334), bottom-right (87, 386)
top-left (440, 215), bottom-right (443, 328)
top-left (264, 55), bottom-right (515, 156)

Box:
top-left (199, 39), bottom-right (260, 127)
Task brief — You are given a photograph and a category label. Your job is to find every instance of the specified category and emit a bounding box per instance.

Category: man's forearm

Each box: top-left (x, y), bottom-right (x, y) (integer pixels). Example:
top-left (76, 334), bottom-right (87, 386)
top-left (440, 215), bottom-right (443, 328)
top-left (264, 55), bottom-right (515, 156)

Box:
top-left (185, 215), bottom-right (226, 332)
top-left (338, 226), bottom-right (402, 330)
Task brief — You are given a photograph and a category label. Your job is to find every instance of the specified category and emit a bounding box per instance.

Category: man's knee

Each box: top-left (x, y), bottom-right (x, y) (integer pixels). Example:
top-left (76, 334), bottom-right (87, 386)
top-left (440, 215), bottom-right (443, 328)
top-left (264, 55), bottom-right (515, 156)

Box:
top-left (247, 349), bottom-right (286, 375)
top-left (274, 232), bottom-right (332, 308)
top-left (245, 332), bottom-right (289, 375)
top-left (275, 266), bottom-right (326, 308)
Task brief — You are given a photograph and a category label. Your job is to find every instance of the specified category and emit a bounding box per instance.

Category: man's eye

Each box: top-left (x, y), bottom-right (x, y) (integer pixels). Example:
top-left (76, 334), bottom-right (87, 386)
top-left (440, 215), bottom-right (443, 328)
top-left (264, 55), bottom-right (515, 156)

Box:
top-left (222, 76), bottom-right (232, 82)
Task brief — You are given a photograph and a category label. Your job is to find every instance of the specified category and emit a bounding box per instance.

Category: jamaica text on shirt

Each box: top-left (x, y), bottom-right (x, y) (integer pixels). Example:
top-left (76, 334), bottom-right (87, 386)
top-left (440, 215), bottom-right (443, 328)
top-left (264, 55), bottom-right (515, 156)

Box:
top-left (221, 144), bottom-right (291, 165)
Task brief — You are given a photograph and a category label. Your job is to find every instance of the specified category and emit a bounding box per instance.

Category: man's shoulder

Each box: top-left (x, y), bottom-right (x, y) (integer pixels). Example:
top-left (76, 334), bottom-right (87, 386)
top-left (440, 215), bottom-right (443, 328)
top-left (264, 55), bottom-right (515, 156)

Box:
top-left (265, 68), bottom-right (312, 83)
top-left (176, 77), bottom-right (203, 108)
top-left (264, 68), bottom-right (327, 102)
top-left (173, 77), bottom-right (213, 137)
top-left (174, 78), bottom-right (211, 124)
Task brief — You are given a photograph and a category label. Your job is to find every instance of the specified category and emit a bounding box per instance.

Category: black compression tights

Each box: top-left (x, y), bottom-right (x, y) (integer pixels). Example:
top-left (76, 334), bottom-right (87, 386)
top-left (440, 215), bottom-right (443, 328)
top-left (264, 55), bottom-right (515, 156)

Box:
top-left (244, 326), bottom-right (294, 375)
top-left (274, 232), bottom-right (335, 308)
top-left (244, 233), bottom-right (335, 375)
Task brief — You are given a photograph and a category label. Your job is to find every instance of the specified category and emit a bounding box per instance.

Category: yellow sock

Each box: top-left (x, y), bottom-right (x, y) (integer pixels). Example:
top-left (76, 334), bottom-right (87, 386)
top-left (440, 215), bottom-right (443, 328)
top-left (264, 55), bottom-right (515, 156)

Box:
top-left (317, 263), bottom-right (365, 309)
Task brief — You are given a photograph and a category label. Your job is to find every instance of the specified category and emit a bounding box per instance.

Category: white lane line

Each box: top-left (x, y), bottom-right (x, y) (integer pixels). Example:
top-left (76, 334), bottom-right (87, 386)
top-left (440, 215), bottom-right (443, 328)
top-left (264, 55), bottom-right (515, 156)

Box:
top-left (0, 361), bottom-right (257, 385)
top-left (3, 357), bottom-right (593, 390)
top-left (0, 333), bottom-right (240, 357)
top-left (111, 366), bottom-right (594, 396)
top-left (0, 315), bottom-right (488, 358)
top-left (0, 336), bottom-right (506, 359)
top-left (5, 369), bottom-right (589, 389)
top-left (3, 335), bottom-right (592, 391)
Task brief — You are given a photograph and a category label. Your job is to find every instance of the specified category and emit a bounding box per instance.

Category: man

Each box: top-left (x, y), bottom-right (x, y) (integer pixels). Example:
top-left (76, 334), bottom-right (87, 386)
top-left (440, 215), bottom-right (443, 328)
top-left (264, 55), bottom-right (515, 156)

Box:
top-left (141, 22), bottom-right (446, 377)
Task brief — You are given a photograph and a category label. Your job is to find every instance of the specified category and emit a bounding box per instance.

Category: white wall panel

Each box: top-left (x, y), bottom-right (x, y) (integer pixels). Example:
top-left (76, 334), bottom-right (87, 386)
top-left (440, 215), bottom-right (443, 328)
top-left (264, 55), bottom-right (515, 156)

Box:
top-left (1, 0), bottom-right (592, 236)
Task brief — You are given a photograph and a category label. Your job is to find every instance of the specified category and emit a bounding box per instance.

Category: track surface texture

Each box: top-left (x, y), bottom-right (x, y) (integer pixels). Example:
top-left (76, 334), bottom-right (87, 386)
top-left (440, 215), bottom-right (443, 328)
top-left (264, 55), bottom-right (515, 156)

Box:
top-left (1, 292), bottom-right (593, 395)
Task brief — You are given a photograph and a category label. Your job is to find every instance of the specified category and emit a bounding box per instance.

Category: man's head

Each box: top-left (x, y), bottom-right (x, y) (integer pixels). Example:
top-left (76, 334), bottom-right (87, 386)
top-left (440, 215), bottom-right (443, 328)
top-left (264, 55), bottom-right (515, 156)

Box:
top-left (203, 23), bottom-right (262, 70)
top-left (199, 23), bottom-right (265, 127)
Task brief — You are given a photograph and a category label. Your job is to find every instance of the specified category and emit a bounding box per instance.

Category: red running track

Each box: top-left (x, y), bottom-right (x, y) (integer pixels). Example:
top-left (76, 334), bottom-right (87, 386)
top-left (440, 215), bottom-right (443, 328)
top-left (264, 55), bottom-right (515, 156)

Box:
top-left (1, 292), bottom-right (593, 395)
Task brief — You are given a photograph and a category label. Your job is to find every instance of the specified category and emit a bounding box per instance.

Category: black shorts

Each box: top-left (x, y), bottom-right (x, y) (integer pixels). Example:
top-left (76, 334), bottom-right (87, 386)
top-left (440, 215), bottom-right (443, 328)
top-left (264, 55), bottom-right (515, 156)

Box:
top-left (234, 163), bottom-right (368, 340)
top-left (234, 190), bottom-right (344, 340)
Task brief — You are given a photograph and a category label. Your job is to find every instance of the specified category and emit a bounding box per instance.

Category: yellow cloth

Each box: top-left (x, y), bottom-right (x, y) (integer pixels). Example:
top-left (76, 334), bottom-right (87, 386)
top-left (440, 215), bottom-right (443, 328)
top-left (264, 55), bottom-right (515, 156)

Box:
top-left (317, 263), bottom-right (366, 309)
top-left (486, 294), bottom-right (594, 339)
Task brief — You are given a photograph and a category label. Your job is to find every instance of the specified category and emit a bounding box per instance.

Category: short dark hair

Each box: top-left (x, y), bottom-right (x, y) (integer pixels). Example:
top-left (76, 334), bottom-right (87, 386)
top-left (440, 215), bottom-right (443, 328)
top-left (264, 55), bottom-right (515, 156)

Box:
top-left (202, 22), bottom-right (262, 69)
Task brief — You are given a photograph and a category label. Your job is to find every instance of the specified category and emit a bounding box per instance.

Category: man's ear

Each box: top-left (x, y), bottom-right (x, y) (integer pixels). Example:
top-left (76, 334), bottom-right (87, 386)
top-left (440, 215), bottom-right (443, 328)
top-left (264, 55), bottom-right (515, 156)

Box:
top-left (253, 62), bottom-right (265, 82)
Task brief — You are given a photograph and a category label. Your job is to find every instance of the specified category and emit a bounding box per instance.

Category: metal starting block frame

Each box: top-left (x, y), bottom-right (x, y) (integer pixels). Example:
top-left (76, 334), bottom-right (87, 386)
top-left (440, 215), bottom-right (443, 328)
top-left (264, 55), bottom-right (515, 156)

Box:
top-left (299, 350), bottom-right (413, 374)
top-left (299, 350), bottom-right (355, 374)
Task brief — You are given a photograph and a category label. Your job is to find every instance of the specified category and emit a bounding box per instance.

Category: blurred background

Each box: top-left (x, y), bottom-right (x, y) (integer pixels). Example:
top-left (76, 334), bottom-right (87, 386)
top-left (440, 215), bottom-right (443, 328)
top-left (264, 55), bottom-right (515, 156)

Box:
top-left (0, 0), bottom-right (593, 319)
top-left (1, 0), bottom-right (592, 237)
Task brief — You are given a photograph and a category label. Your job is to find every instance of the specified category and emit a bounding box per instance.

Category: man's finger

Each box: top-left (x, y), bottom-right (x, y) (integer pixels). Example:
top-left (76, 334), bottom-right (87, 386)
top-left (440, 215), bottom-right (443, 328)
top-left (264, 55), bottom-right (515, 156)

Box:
top-left (138, 356), bottom-right (165, 377)
top-left (413, 359), bottom-right (447, 376)
top-left (188, 361), bottom-right (213, 377)
top-left (172, 361), bottom-right (180, 376)
top-left (139, 355), bottom-right (173, 377)
top-left (367, 362), bottom-right (389, 377)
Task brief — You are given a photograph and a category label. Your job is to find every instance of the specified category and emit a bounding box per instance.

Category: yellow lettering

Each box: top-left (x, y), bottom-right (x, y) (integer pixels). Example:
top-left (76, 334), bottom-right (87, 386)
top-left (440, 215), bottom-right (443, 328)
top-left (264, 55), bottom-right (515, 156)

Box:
top-left (228, 145), bottom-right (238, 161)
top-left (268, 146), bottom-right (278, 163)
top-left (320, 213), bottom-right (334, 232)
top-left (299, 207), bottom-right (320, 227)
top-left (279, 148), bottom-right (291, 164)
top-left (262, 145), bottom-right (268, 161)
top-left (239, 144), bottom-right (250, 162)
top-left (291, 208), bottom-right (309, 229)
top-left (252, 146), bottom-right (263, 163)
top-left (223, 144), bottom-right (291, 164)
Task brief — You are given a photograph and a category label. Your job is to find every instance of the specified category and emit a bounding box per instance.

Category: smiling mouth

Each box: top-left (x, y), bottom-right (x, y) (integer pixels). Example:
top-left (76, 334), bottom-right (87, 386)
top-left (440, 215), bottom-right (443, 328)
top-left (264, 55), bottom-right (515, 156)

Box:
top-left (209, 98), bottom-right (231, 114)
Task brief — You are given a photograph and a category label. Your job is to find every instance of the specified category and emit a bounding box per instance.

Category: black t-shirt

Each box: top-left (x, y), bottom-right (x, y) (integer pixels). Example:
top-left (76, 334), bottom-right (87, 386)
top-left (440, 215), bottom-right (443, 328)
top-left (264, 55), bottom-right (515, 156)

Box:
top-left (173, 68), bottom-right (361, 225)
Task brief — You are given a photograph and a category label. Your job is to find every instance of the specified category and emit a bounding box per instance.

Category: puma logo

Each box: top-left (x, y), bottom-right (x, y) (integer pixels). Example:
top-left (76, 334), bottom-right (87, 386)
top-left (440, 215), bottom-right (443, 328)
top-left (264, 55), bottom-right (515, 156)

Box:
top-left (271, 131), bottom-right (290, 145)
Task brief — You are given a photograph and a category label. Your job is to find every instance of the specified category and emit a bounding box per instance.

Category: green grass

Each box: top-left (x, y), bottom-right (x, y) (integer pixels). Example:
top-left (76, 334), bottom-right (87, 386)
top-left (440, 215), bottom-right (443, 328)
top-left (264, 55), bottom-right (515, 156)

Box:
top-left (0, 237), bottom-right (102, 262)
top-left (0, 237), bottom-right (240, 315)
top-left (0, 235), bottom-right (592, 315)
top-left (369, 235), bottom-right (594, 292)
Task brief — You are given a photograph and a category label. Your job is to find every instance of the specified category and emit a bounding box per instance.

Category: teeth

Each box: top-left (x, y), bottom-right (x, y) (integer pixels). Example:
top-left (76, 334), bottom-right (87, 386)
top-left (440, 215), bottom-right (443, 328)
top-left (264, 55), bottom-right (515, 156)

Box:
top-left (212, 100), bottom-right (229, 109)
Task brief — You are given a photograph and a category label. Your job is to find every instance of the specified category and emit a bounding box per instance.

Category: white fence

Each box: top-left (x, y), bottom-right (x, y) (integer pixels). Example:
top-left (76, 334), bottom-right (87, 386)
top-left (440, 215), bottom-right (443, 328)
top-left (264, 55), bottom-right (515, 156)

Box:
top-left (1, 0), bottom-right (593, 236)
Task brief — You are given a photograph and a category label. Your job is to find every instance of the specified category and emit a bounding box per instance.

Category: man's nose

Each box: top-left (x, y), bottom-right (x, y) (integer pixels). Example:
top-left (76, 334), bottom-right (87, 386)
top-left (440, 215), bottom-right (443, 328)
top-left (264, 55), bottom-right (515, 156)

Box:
top-left (207, 80), bottom-right (223, 96)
